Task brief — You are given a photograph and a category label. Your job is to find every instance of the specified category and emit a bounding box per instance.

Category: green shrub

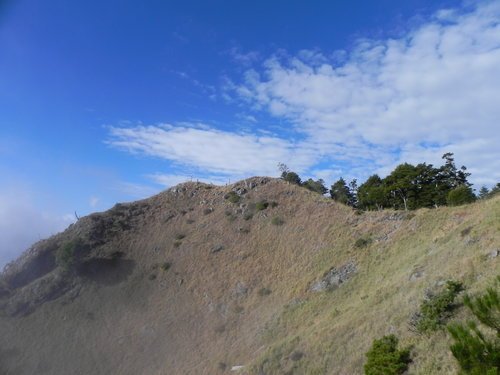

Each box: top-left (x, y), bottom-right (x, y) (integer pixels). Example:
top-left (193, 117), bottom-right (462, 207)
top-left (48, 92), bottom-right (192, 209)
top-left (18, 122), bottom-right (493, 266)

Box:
top-left (160, 262), bottom-right (171, 271)
top-left (217, 362), bottom-right (227, 371)
top-left (282, 171), bottom-right (301, 185)
top-left (258, 287), bottom-right (272, 296)
top-left (448, 277), bottom-right (499, 374)
top-left (55, 241), bottom-right (78, 271)
top-left (364, 335), bottom-right (411, 375)
top-left (447, 186), bottom-right (476, 206)
top-left (355, 237), bottom-right (372, 248)
top-left (255, 200), bottom-right (269, 211)
top-left (243, 212), bottom-right (253, 221)
top-left (413, 280), bottom-right (464, 333)
top-left (271, 216), bottom-right (284, 226)
top-left (225, 191), bottom-right (241, 204)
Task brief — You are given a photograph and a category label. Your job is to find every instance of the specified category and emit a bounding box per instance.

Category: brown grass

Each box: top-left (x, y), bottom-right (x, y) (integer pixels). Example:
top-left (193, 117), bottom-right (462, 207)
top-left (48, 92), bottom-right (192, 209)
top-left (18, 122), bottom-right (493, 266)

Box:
top-left (0, 177), bottom-right (498, 375)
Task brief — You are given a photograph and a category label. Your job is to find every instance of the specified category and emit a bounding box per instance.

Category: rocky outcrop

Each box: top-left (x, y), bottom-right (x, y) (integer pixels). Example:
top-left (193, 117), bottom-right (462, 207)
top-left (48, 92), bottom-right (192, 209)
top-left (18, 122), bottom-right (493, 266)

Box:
top-left (310, 261), bottom-right (357, 292)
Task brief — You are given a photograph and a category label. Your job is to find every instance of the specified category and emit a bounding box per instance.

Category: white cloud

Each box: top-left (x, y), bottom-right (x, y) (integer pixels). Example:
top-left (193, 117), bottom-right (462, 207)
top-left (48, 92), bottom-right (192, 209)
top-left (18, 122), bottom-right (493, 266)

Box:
top-left (89, 196), bottom-right (99, 208)
top-left (0, 187), bottom-right (74, 269)
top-left (107, 124), bottom-right (316, 177)
top-left (233, 1), bottom-right (500, 186)
top-left (228, 47), bottom-right (260, 66)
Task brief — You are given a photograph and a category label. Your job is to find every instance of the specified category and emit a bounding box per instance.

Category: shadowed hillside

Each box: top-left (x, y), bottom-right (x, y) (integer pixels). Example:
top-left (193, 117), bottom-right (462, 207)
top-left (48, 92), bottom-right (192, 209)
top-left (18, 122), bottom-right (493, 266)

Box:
top-left (0, 177), bottom-right (498, 374)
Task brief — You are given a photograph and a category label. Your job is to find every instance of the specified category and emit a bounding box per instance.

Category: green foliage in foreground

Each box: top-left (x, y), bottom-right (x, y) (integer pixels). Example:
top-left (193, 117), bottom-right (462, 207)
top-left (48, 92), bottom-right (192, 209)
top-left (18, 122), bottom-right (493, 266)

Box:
top-left (415, 280), bottom-right (464, 333)
top-left (448, 277), bottom-right (500, 374)
top-left (364, 335), bottom-right (411, 375)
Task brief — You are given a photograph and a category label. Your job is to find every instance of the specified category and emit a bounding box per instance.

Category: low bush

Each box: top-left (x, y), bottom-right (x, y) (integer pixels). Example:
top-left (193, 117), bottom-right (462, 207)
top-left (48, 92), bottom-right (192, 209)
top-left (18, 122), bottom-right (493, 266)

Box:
top-left (271, 216), bottom-right (284, 226)
top-left (411, 280), bottom-right (464, 333)
top-left (160, 262), bottom-right (171, 271)
top-left (217, 362), bottom-right (227, 371)
top-left (255, 200), bottom-right (269, 211)
top-left (270, 201), bottom-right (279, 208)
top-left (225, 191), bottom-right (241, 204)
top-left (258, 287), bottom-right (272, 296)
top-left (355, 237), bottom-right (372, 248)
top-left (175, 234), bottom-right (186, 240)
top-left (55, 241), bottom-right (78, 271)
top-left (243, 212), bottom-right (253, 221)
top-left (364, 335), bottom-right (411, 375)
top-left (203, 208), bottom-right (213, 215)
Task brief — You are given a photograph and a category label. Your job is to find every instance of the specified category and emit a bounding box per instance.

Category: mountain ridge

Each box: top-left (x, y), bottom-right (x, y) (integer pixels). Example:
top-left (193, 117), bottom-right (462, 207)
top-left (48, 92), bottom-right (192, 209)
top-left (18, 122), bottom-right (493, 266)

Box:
top-left (0, 176), bottom-right (498, 374)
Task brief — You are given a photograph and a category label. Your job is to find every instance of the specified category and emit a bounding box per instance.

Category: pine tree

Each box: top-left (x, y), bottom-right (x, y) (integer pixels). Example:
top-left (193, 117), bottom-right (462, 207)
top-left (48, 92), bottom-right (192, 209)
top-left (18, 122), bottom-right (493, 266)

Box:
top-left (478, 186), bottom-right (490, 199)
top-left (358, 175), bottom-right (386, 210)
top-left (448, 277), bottom-right (500, 374)
top-left (330, 178), bottom-right (353, 206)
top-left (302, 178), bottom-right (328, 195)
top-left (349, 179), bottom-right (358, 207)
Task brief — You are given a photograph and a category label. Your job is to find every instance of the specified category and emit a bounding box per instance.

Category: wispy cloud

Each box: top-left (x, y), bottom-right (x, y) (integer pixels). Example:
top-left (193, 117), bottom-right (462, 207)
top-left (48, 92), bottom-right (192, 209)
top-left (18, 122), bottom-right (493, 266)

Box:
top-left (107, 123), bottom-right (316, 177)
top-left (172, 70), bottom-right (217, 99)
top-left (108, 2), bottom-right (500, 188)
top-left (231, 1), bottom-right (500, 186)
top-left (227, 47), bottom-right (260, 66)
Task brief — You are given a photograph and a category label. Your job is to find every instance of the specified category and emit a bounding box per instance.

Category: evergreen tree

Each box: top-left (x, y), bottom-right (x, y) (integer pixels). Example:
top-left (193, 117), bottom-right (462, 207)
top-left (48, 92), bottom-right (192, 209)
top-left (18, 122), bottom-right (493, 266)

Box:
top-left (478, 186), bottom-right (490, 199)
top-left (302, 178), bottom-right (328, 195)
top-left (440, 152), bottom-right (471, 188)
top-left (448, 277), bottom-right (500, 374)
top-left (488, 183), bottom-right (500, 198)
top-left (358, 175), bottom-right (386, 210)
top-left (349, 179), bottom-right (358, 207)
top-left (278, 163), bottom-right (301, 185)
top-left (447, 185), bottom-right (476, 206)
top-left (330, 178), bottom-right (353, 206)
top-left (384, 163), bottom-right (419, 211)
top-left (412, 163), bottom-right (443, 208)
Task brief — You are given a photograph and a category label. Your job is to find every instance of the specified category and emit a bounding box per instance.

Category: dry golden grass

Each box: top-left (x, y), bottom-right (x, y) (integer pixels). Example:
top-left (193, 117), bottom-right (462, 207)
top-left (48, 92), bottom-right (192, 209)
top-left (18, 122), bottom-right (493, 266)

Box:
top-left (0, 177), bottom-right (498, 375)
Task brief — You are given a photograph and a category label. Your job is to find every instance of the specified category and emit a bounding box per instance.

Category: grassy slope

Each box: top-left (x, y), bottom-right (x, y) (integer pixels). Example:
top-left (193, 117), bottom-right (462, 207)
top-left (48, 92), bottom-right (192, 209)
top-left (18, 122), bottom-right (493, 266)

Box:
top-left (250, 191), bottom-right (499, 375)
top-left (0, 178), bottom-right (498, 375)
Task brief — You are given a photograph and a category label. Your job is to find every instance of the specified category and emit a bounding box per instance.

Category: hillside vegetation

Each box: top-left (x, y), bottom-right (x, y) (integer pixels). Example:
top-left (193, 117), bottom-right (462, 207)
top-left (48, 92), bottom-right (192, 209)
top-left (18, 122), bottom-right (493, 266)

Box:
top-left (0, 177), bottom-right (498, 374)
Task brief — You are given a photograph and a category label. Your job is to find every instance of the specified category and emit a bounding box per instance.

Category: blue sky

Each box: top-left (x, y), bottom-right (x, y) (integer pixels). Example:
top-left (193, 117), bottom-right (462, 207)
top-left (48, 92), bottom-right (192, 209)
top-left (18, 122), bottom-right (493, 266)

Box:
top-left (1, 0), bottom-right (500, 267)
